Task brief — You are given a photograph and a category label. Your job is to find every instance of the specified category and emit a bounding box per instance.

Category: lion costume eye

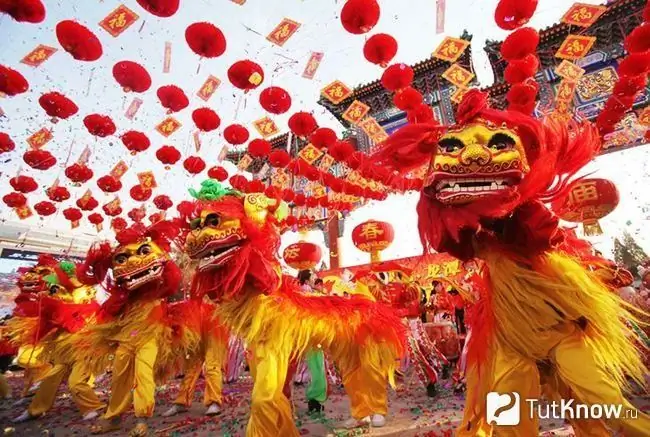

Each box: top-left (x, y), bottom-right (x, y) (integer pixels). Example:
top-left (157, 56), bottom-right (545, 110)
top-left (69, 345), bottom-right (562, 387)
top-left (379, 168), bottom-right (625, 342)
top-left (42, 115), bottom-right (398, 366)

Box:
top-left (204, 213), bottom-right (221, 227)
top-left (189, 218), bottom-right (201, 230)
top-left (137, 244), bottom-right (152, 256)
top-left (114, 253), bottom-right (128, 265)
top-left (488, 133), bottom-right (516, 151)
top-left (438, 137), bottom-right (464, 154)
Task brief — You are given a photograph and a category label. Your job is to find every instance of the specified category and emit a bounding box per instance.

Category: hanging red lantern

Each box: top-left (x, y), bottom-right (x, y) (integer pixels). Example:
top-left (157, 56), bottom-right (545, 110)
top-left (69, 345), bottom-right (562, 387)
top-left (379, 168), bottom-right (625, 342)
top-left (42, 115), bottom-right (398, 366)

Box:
top-left (329, 140), bottom-right (355, 161)
top-left (63, 207), bottom-right (82, 223)
top-left (393, 87), bottom-right (423, 111)
top-left (3, 192), bottom-right (26, 208)
top-left (34, 201), bottom-right (56, 217)
top-left (183, 156), bottom-right (206, 175)
top-left (269, 149), bottom-right (290, 168)
top-left (363, 33), bottom-right (398, 67)
top-left (229, 174), bottom-right (248, 191)
top-left (112, 61), bottom-right (152, 93)
top-left (0, 132), bottom-right (15, 154)
top-left (281, 189), bottom-right (294, 202)
top-left (130, 185), bottom-right (152, 202)
top-left (103, 203), bottom-right (122, 217)
top-left (285, 215), bottom-right (298, 227)
top-left (83, 114), bottom-right (116, 137)
top-left (309, 128), bottom-right (338, 149)
top-left (494, 0), bottom-right (538, 31)
top-left (97, 175), bottom-right (122, 193)
top-left (23, 149), bottom-right (56, 170)
top-left (185, 22), bottom-right (226, 57)
top-left (248, 139), bottom-right (272, 158)
top-left (500, 27), bottom-right (539, 61)
top-left (46, 186), bottom-right (70, 202)
top-left (0, 65), bottom-right (29, 96)
top-left (288, 112), bottom-right (318, 137)
top-left (153, 194), bottom-right (173, 210)
top-left (259, 86), bottom-right (292, 114)
top-left (293, 193), bottom-right (306, 206)
top-left (176, 200), bottom-right (194, 216)
top-left (111, 217), bottom-right (128, 231)
top-left (504, 54), bottom-right (539, 84)
top-left (88, 213), bottom-right (104, 229)
top-left (407, 103), bottom-right (435, 124)
top-left (38, 92), bottom-right (78, 120)
top-left (551, 178), bottom-right (619, 236)
top-left (247, 180), bottom-right (265, 193)
top-left (352, 220), bottom-right (394, 262)
top-left (10, 176), bottom-right (38, 193)
top-left (624, 23), bottom-right (650, 54)
top-left (156, 145), bottom-right (181, 168)
top-left (128, 208), bottom-right (146, 223)
top-left (55, 20), bottom-right (103, 61)
top-left (157, 85), bottom-right (189, 112)
top-left (76, 196), bottom-right (98, 211)
top-left (65, 163), bottom-right (93, 184)
top-left (228, 60), bottom-right (264, 91)
top-left (149, 212), bottom-right (165, 225)
top-left (264, 186), bottom-right (278, 199)
top-left (207, 166), bottom-right (228, 181)
top-left (305, 196), bottom-right (319, 208)
top-left (0, 0), bottom-right (45, 23)
top-left (346, 151), bottom-right (364, 170)
top-left (192, 107), bottom-right (221, 132)
top-left (135, 0), bottom-right (179, 17)
top-left (224, 124), bottom-right (250, 145)
top-left (121, 131), bottom-right (151, 154)
top-left (283, 242), bottom-right (322, 270)
top-left (381, 63), bottom-right (414, 91)
top-left (341, 0), bottom-right (380, 35)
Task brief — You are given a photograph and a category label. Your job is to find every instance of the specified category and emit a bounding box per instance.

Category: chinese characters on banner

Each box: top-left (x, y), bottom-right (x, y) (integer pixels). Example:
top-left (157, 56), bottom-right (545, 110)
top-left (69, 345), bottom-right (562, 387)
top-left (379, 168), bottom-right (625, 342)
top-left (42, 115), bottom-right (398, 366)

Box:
top-left (432, 37), bottom-right (470, 62)
top-left (555, 59), bottom-right (585, 81)
top-left (342, 100), bottom-right (370, 125)
top-left (298, 144), bottom-right (324, 164)
top-left (137, 171), bottom-right (157, 189)
top-left (15, 206), bottom-right (33, 220)
top-left (78, 189), bottom-right (93, 209)
top-left (271, 168), bottom-right (290, 188)
top-left (638, 107), bottom-right (650, 127)
top-left (555, 80), bottom-right (577, 103)
top-left (253, 116), bottom-right (280, 138)
top-left (319, 153), bottom-right (335, 170)
top-left (451, 87), bottom-right (469, 104)
top-left (436, 0), bottom-right (446, 34)
top-left (163, 42), bottom-right (172, 73)
top-left (237, 154), bottom-right (253, 171)
top-left (155, 117), bottom-right (181, 137)
top-left (110, 160), bottom-right (129, 180)
top-left (321, 80), bottom-right (352, 104)
top-left (555, 35), bottom-right (596, 60)
top-left (99, 4), bottom-right (139, 37)
top-left (266, 18), bottom-right (301, 46)
top-left (197, 75), bottom-right (221, 101)
top-left (561, 3), bottom-right (606, 27)
top-left (193, 131), bottom-right (201, 152)
top-left (21, 45), bottom-right (57, 67)
top-left (359, 117), bottom-right (387, 141)
top-left (302, 52), bottom-right (324, 79)
top-left (442, 64), bottom-right (474, 87)
top-left (26, 128), bottom-right (52, 149)
top-left (125, 98), bottom-right (143, 119)
top-left (104, 197), bottom-right (121, 215)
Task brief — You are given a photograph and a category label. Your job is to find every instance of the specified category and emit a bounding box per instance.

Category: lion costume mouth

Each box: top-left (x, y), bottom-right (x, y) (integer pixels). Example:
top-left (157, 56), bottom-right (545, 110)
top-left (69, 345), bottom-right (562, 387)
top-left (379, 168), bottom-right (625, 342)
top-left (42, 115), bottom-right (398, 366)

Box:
top-left (115, 260), bottom-right (165, 290)
top-left (189, 235), bottom-right (242, 272)
top-left (426, 170), bottom-right (523, 205)
top-left (18, 281), bottom-right (42, 292)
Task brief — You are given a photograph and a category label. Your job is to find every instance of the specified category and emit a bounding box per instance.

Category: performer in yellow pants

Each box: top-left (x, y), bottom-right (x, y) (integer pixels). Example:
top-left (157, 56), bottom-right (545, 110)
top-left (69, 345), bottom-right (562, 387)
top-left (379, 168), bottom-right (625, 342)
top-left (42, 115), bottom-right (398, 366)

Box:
top-left (0, 373), bottom-right (9, 399)
top-left (16, 347), bottom-right (51, 399)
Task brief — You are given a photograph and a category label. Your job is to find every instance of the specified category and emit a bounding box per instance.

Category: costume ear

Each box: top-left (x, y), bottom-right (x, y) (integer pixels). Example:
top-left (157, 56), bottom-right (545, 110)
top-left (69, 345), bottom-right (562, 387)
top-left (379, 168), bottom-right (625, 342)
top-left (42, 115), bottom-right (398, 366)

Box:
top-left (244, 193), bottom-right (275, 226)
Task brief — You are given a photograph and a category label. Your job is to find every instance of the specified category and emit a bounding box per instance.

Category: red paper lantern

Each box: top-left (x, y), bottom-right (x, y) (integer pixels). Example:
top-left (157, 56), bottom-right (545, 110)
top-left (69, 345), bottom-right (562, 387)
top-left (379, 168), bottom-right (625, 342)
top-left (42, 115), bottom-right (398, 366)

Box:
top-left (288, 112), bottom-right (318, 137)
top-left (407, 103), bottom-right (435, 124)
top-left (393, 86), bottom-right (423, 111)
top-left (229, 174), bottom-right (248, 191)
top-left (329, 140), bottom-right (355, 161)
top-left (281, 189), bottom-right (294, 202)
top-left (156, 145), bottom-right (181, 167)
top-left (208, 166), bottom-right (228, 181)
top-left (97, 175), bottom-right (122, 193)
top-left (0, 132), bottom-right (15, 154)
top-left (293, 193), bottom-right (306, 206)
top-left (285, 215), bottom-right (298, 226)
top-left (500, 27), bottom-right (539, 61)
top-left (283, 242), bottom-right (322, 270)
top-left (363, 33), bottom-right (398, 67)
top-left (0, 0), bottom-right (45, 23)
top-left (121, 131), bottom-right (150, 154)
top-left (341, 0), bottom-right (380, 34)
top-left (88, 213), bottom-right (104, 226)
top-left (84, 114), bottom-right (116, 137)
top-left (135, 0), bottom-right (179, 17)
top-left (228, 60), bottom-right (264, 91)
top-left (112, 61), bottom-right (152, 93)
top-left (264, 186), bottom-right (278, 199)
top-left (149, 212), bottom-right (165, 225)
top-left (624, 23), bottom-right (650, 54)
top-left (352, 220), bottom-right (394, 261)
top-left (176, 200), bottom-right (194, 216)
top-left (45, 186), bottom-right (69, 203)
top-left (65, 163), bottom-right (93, 184)
top-left (153, 194), bottom-right (173, 210)
top-left (494, 0), bottom-right (538, 31)
top-left (76, 196), bottom-right (98, 211)
top-left (248, 139), bottom-right (272, 158)
top-left (247, 180), bottom-right (265, 193)
top-left (504, 54), bottom-right (539, 84)
top-left (192, 108), bottom-right (221, 132)
top-left (551, 178), bottom-right (619, 236)
top-left (63, 207), bottom-right (82, 222)
top-left (38, 92), bottom-right (78, 120)
top-left (10, 176), bottom-right (38, 193)
top-left (185, 22), bottom-right (226, 57)
top-left (506, 80), bottom-right (539, 112)
top-left (34, 201), bottom-right (56, 217)
top-left (130, 185), bottom-right (152, 202)
top-left (103, 203), bottom-right (122, 217)
top-left (56, 20), bottom-right (102, 61)
top-left (309, 128), bottom-right (338, 149)
top-left (3, 192), bottom-right (26, 208)
top-left (184, 156), bottom-right (206, 174)
top-left (0, 65), bottom-right (29, 96)
top-left (24, 149), bottom-right (56, 170)
top-left (111, 217), bottom-right (128, 231)
top-left (128, 208), bottom-right (146, 223)
top-left (259, 86), bottom-right (292, 114)
top-left (223, 124), bottom-right (249, 145)
top-left (157, 85), bottom-right (189, 112)
top-left (269, 150), bottom-right (290, 168)
top-left (381, 63), bottom-right (413, 91)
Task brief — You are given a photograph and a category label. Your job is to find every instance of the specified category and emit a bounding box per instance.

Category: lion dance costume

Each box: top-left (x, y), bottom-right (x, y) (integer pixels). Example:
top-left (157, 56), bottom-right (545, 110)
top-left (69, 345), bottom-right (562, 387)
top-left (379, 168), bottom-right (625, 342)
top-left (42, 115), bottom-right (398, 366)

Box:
top-left (179, 180), bottom-right (406, 436)
top-left (373, 89), bottom-right (650, 436)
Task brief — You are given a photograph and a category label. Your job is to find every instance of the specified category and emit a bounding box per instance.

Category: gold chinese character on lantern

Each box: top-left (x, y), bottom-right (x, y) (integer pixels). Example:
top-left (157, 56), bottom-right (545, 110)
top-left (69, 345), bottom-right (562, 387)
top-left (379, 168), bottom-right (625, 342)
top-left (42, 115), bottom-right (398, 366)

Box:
top-left (360, 222), bottom-right (384, 239)
top-left (284, 246), bottom-right (300, 259)
top-left (321, 80), bottom-right (352, 104)
top-left (561, 3), bottom-right (606, 27)
top-left (99, 4), bottom-right (139, 37)
top-left (556, 35), bottom-right (596, 60)
top-left (432, 37), bottom-right (470, 62)
top-left (568, 181), bottom-right (599, 204)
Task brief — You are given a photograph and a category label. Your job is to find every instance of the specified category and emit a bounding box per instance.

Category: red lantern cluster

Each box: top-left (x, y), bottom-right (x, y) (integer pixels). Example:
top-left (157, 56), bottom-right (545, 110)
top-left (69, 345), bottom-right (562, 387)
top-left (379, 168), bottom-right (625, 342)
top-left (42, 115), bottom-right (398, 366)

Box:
top-left (500, 27), bottom-right (540, 114)
top-left (10, 176), bottom-right (38, 193)
top-left (156, 145), bottom-right (181, 167)
top-left (24, 149), bottom-right (56, 170)
top-left (34, 201), bottom-right (56, 217)
top-left (185, 22), bottom-right (226, 58)
top-left (283, 242), bottom-right (322, 270)
top-left (259, 87), bottom-right (292, 114)
top-left (39, 92), bottom-right (78, 120)
top-left (224, 124), bottom-right (249, 145)
top-left (84, 114), bottom-right (116, 137)
top-left (112, 61), bottom-right (152, 93)
top-left (56, 20), bottom-right (103, 61)
top-left (65, 163), bottom-right (93, 184)
top-left (0, 65), bottom-right (29, 96)
top-left (0, 132), bottom-right (15, 154)
top-left (192, 108), bottom-right (221, 132)
top-left (341, 0), bottom-right (380, 34)
top-left (184, 156), bottom-right (206, 175)
top-left (363, 33), bottom-right (398, 67)
top-left (46, 186), bottom-right (70, 202)
top-left (157, 85), bottom-right (189, 112)
top-left (122, 131), bottom-right (151, 154)
top-left (228, 60), bottom-right (264, 91)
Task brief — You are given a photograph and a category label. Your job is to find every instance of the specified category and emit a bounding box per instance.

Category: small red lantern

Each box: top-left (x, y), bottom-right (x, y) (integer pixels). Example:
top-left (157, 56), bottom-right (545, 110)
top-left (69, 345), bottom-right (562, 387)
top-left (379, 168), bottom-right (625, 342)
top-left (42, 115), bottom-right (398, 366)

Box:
top-left (97, 175), bottom-right (122, 193)
top-left (88, 213), bottom-right (104, 230)
top-left (283, 242), bottom-right (322, 270)
top-left (103, 203), bottom-right (122, 217)
top-left (329, 140), bottom-right (354, 161)
top-left (185, 22), bottom-right (226, 58)
top-left (184, 156), bottom-right (206, 175)
top-left (149, 212), bottom-right (165, 225)
top-left (157, 85), bottom-right (189, 112)
top-left (84, 114), bottom-right (116, 137)
top-left (76, 196), bottom-right (98, 211)
top-left (63, 207), bottom-right (82, 225)
top-left (156, 145), bottom-right (181, 167)
top-left (269, 149), bottom-right (290, 168)
top-left (381, 63), bottom-right (413, 91)
top-left (128, 207), bottom-right (146, 223)
top-left (111, 217), bottom-right (128, 232)
top-left (363, 33), bottom-right (398, 67)
top-left (288, 112), bottom-right (318, 137)
top-left (229, 174), bottom-right (248, 191)
top-left (1, 0), bottom-right (45, 23)
top-left (39, 92), bottom-right (78, 120)
top-left (551, 178), bottom-right (619, 236)
top-left (259, 86), bottom-right (292, 114)
top-left (24, 149), bottom-right (56, 170)
top-left (130, 185), bottom-right (152, 202)
top-left (0, 65), bottom-right (29, 96)
top-left (228, 60), bottom-right (264, 91)
top-left (352, 220), bottom-right (394, 263)
top-left (341, 0), bottom-right (380, 34)
top-left (208, 166), bottom-right (228, 181)
top-left (176, 200), bottom-right (194, 216)
top-left (223, 124), bottom-right (249, 145)
top-left (153, 194), bottom-right (173, 210)
top-left (122, 131), bottom-right (150, 154)
top-left (309, 128), bottom-right (338, 149)
top-left (10, 176), bottom-right (38, 193)
top-left (56, 20), bottom-right (103, 61)
top-left (34, 201), bottom-right (56, 217)
top-left (248, 139), bottom-right (271, 158)
top-left (47, 186), bottom-right (70, 202)
top-left (393, 87), bottom-right (423, 111)
top-left (136, 0), bottom-right (180, 17)
top-left (0, 132), bottom-right (15, 154)
top-left (65, 163), bottom-right (93, 184)
top-left (192, 108), bottom-right (221, 132)
top-left (495, 0), bottom-right (538, 31)
top-left (112, 61), bottom-right (152, 92)
top-left (3, 192), bottom-right (26, 208)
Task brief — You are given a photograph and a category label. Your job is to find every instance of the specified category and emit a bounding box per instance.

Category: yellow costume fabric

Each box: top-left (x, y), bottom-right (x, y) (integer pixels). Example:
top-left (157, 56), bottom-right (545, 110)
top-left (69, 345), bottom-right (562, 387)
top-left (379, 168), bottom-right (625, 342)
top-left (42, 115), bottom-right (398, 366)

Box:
top-left (0, 373), bottom-right (8, 399)
top-left (15, 340), bottom-right (51, 397)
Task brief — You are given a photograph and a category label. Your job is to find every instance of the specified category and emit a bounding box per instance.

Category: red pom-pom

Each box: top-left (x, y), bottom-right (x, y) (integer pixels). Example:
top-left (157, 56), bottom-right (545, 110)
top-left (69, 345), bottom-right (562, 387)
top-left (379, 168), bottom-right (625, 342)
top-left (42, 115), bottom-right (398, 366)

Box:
top-left (288, 112), bottom-right (318, 136)
top-left (407, 103), bottom-right (435, 124)
top-left (500, 27), bottom-right (539, 61)
top-left (88, 213), bottom-right (103, 225)
top-left (77, 195), bottom-right (98, 211)
top-left (156, 145), bottom-right (181, 166)
top-left (183, 156), bottom-right (206, 174)
top-left (363, 33), bottom-right (398, 67)
top-left (0, 0), bottom-right (45, 23)
top-left (506, 80), bottom-right (539, 107)
top-left (618, 52), bottom-right (650, 77)
top-left (223, 124), bottom-right (249, 145)
top-left (35, 201), bottom-right (56, 217)
top-left (248, 139), bottom-right (272, 158)
top-left (612, 74), bottom-right (647, 97)
top-left (111, 217), bottom-right (128, 231)
top-left (130, 185), bottom-right (152, 202)
top-left (207, 166), bottom-right (228, 181)
top-left (24, 149), bottom-right (56, 170)
top-left (228, 60), bottom-right (264, 91)
top-left (341, 0), bottom-right (380, 34)
top-left (10, 176), bottom-right (37, 193)
top-left (97, 175), bottom-right (122, 193)
top-left (3, 192), bottom-right (26, 208)
top-left (229, 174), bottom-right (248, 191)
top-left (0, 65), bottom-right (29, 96)
top-left (393, 87), bottom-right (423, 111)
top-left (381, 63), bottom-right (414, 91)
top-left (103, 203), bottom-right (122, 217)
top-left (122, 131), bottom-right (150, 154)
top-left (309, 128), bottom-right (338, 149)
top-left (329, 140), bottom-right (355, 161)
top-left (185, 22), bottom-right (226, 58)
top-left (504, 53), bottom-right (539, 84)
top-left (176, 201), bottom-right (194, 216)
top-left (83, 114), bottom-right (116, 137)
top-left (494, 0), bottom-right (537, 31)
top-left (259, 86), bottom-right (292, 114)
top-left (63, 207), bottom-right (82, 222)
top-left (157, 85), bottom-right (189, 112)
top-left (39, 92), bottom-right (78, 119)
top-left (153, 194), bottom-right (173, 210)
top-left (0, 132), bottom-right (15, 154)
top-left (65, 163), bottom-right (93, 184)
top-left (56, 20), bottom-right (102, 61)
top-left (269, 150), bottom-right (291, 168)
top-left (47, 186), bottom-right (70, 202)
top-left (624, 23), bottom-right (650, 54)
top-left (192, 107), bottom-right (220, 131)
top-left (281, 189), bottom-right (295, 202)
top-left (136, 0), bottom-right (179, 17)
top-left (112, 61), bottom-right (151, 93)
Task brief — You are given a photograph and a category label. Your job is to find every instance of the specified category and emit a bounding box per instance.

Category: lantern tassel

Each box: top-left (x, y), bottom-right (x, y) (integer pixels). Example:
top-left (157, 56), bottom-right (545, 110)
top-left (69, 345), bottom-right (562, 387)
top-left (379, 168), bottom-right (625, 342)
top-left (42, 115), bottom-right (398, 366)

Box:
top-left (583, 220), bottom-right (603, 236)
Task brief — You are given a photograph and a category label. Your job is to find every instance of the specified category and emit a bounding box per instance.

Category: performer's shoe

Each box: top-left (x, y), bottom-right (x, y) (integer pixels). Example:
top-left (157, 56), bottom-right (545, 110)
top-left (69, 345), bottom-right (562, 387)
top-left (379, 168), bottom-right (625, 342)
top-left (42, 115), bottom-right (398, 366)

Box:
top-left (90, 418), bottom-right (121, 434)
top-left (11, 397), bottom-right (31, 407)
top-left (307, 399), bottom-right (324, 413)
top-left (342, 416), bottom-right (371, 429)
top-left (370, 414), bottom-right (386, 427)
top-left (83, 410), bottom-right (101, 421)
top-left (129, 421), bottom-right (149, 437)
top-left (205, 403), bottom-right (221, 416)
top-left (13, 410), bottom-right (38, 423)
top-left (426, 382), bottom-right (438, 398)
top-left (162, 404), bottom-right (187, 417)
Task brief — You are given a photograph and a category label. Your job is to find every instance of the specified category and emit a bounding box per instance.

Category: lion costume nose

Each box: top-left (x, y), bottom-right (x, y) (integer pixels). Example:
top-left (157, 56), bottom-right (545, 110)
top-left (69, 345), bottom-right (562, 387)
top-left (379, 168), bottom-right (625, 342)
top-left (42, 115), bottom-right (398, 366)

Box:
top-left (459, 141), bottom-right (491, 166)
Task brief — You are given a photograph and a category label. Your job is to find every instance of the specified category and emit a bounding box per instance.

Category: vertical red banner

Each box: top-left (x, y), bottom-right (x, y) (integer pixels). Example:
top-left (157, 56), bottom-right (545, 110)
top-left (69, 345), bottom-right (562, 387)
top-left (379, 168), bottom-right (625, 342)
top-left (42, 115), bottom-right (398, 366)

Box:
top-left (436, 0), bottom-right (446, 34)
